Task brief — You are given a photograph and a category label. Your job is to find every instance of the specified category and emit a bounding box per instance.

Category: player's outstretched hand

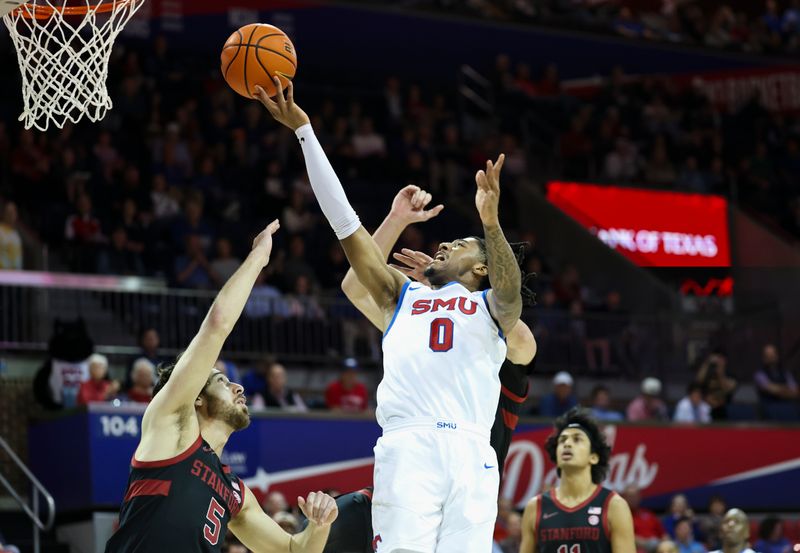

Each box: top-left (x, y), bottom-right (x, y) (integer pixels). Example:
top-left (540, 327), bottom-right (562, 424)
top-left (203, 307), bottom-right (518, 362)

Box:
top-left (251, 219), bottom-right (280, 265)
top-left (389, 185), bottom-right (444, 227)
top-left (255, 77), bottom-right (310, 131)
top-left (391, 248), bottom-right (433, 286)
top-left (475, 153), bottom-right (505, 226)
top-left (298, 491), bottom-right (338, 527)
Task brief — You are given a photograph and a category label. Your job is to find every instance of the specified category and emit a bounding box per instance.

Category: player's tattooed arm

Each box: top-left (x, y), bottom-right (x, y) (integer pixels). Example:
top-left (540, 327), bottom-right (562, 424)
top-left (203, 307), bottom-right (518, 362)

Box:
top-left (475, 154), bottom-right (522, 335)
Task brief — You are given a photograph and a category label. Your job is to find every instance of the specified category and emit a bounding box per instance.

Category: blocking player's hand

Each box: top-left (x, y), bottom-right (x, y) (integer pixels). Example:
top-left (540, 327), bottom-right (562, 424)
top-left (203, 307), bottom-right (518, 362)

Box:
top-left (389, 185), bottom-right (444, 227)
top-left (298, 491), bottom-right (338, 527)
top-left (390, 248), bottom-right (433, 286)
top-left (255, 77), bottom-right (310, 131)
top-left (251, 219), bottom-right (280, 265)
top-left (475, 153), bottom-right (505, 226)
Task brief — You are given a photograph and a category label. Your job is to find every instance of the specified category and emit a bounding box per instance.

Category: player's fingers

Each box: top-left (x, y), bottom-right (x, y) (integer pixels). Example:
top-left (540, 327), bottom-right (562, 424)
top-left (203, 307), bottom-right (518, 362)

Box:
top-left (412, 189), bottom-right (425, 209)
top-left (272, 76), bottom-right (286, 108)
top-left (388, 264), bottom-right (414, 276)
top-left (267, 219), bottom-right (280, 234)
top-left (391, 252), bottom-right (418, 267)
top-left (421, 192), bottom-right (433, 207)
top-left (297, 495), bottom-right (307, 516)
top-left (313, 490), bottom-right (324, 521)
top-left (494, 153), bottom-right (505, 174)
top-left (398, 249), bottom-right (428, 265)
top-left (400, 184), bottom-right (420, 196)
top-left (476, 170), bottom-right (487, 188)
top-left (255, 86), bottom-right (278, 112)
top-left (286, 79), bottom-right (295, 106)
top-left (424, 204), bottom-right (444, 220)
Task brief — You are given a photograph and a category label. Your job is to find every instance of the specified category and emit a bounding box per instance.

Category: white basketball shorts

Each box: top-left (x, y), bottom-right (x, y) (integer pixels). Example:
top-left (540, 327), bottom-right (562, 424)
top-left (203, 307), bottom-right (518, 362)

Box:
top-left (371, 417), bottom-right (500, 553)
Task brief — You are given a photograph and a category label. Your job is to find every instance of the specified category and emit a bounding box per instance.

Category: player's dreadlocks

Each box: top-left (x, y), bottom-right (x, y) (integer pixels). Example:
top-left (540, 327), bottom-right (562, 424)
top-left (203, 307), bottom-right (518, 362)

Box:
top-left (471, 237), bottom-right (537, 306)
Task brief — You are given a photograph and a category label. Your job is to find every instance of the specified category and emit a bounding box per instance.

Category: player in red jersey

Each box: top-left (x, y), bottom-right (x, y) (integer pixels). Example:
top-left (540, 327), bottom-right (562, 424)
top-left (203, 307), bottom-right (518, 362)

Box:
top-left (106, 220), bottom-right (338, 553)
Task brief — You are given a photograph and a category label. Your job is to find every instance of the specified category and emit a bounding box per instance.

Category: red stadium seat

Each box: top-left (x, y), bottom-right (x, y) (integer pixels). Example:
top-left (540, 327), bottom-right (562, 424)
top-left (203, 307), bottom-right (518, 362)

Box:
top-left (749, 520), bottom-right (760, 541)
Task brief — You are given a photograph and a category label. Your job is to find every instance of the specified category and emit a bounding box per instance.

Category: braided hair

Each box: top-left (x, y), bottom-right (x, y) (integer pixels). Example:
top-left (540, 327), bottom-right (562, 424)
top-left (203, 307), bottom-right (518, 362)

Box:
top-left (470, 237), bottom-right (537, 306)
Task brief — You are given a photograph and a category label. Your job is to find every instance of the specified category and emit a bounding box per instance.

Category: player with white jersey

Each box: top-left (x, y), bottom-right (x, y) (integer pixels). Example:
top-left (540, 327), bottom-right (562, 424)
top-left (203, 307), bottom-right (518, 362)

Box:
top-left (258, 78), bottom-right (536, 553)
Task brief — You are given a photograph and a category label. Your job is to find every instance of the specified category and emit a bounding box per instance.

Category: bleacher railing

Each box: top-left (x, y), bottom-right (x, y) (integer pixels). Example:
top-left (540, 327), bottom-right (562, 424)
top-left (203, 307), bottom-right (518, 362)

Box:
top-left (0, 270), bottom-right (782, 378)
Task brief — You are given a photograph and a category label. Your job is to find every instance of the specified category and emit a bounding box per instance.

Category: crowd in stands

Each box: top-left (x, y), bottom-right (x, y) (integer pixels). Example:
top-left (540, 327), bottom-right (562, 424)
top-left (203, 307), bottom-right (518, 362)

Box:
top-left (0, 9), bottom-right (797, 413)
top-left (48, 322), bottom-right (796, 421)
top-left (368, 0), bottom-right (800, 56)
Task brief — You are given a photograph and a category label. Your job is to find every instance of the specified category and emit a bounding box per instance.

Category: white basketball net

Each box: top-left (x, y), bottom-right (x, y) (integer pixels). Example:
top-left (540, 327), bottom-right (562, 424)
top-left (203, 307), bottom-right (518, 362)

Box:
top-left (2, 0), bottom-right (146, 131)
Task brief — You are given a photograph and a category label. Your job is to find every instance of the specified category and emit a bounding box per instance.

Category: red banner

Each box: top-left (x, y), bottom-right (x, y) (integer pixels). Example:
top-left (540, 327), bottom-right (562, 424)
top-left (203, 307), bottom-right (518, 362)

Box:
top-left (547, 182), bottom-right (731, 267)
top-left (502, 424), bottom-right (800, 510)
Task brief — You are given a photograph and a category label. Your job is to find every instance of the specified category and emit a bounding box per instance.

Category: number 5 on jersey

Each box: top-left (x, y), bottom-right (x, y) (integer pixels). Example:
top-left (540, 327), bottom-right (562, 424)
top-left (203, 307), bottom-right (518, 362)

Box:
top-left (204, 498), bottom-right (225, 545)
top-left (429, 318), bottom-right (454, 352)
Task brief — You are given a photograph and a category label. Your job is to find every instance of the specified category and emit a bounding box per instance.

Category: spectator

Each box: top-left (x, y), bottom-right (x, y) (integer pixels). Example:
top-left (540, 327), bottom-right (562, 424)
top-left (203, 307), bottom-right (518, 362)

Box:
top-left (351, 118), bottom-right (387, 159)
top-left (273, 511), bottom-right (300, 534)
top-left (711, 509), bottom-right (755, 553)
top-left (0, 201), bottom-right (22, 270)
top-left (96, 227), bottom-right (145, 275)
top-left (325, 357), bottom-right (369, 412)
top-left (282, 189), bottom-right (316, 236)
top-left (695, 352), bottom-right (737, 420)
top-left (64, 192), bottom-right (104, 272)
top-left (173, 234), bottom-right (220, 289)
top-left (257, 361), bottom-right (307, 412)
top-left (282, 235), bottom-right (317, 292)
top-left (285, 275), bottom-right (325, 319)
top-left (656, 541), bottom-right (679, 553)
top-left (754, 344), bottom-right (799, 420)
top-left (244, 269), bottom-right (288, 318)
top-left (622, 484), bottom-right (667, 553)
top-left (242, 357), bottom-right (276, 400)
top-left (675, 156), bottom-right (707, 193)
top-left (627, 377), bottom-right (669, 421)
top-left (662, 494), bottom-right (698, 540)
top-left (673, 382), bottom-right (711, 424)
top-left (754, 517), bottom-right (792, 553)
top-left (588, 384), bottom-right (624, 422)
top-left (698, 496), bottom-right (726, 551)
top-left (261, 491), bottom-right (288, 518)
top-left (214, 359), bottom-right (242, 385)
top-left (674, 517), bottom-right (706, 553)
top-left (77, 353), bottom-right (119, 405)
top-left (125, 358), bottom-right (155, 403)
top-left (538, 371), bottom-right (578, 418)
top-left (150, 174), bottom-right (180, 219)
top-left (210, 237), bottom-right (241, 284)
top-left (170, 192), bottom-right (214, 254)
top-left (500, 512), bottom-right (522, 553)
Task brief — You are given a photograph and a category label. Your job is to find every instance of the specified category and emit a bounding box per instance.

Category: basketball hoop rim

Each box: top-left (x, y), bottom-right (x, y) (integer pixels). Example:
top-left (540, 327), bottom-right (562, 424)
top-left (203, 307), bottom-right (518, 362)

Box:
top-left (11, 0), bottom-right (136, 20)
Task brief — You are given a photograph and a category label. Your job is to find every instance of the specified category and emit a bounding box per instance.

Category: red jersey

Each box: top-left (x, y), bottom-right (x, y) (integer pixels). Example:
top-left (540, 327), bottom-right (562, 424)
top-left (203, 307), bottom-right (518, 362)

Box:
top-left (78, 379), bottom-right (113, 405)
top-left (325, 381), bottom-right (368, 411)
top-left (632, 507), bottom-right (665, 540)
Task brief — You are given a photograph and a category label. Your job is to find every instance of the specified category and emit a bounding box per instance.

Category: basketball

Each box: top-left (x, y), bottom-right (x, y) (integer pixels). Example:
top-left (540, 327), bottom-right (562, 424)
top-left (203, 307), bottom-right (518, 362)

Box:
top-left (220, 23), bottom-right (297, 99)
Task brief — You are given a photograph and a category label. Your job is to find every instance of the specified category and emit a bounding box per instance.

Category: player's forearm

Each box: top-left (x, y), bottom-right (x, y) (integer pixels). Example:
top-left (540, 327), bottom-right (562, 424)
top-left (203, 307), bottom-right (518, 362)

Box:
top-left (289, 521), bottom-right (331, 553)
top-left (205, 250), bottom-right (268, 335)
top-left (341, 214), bottom-right (406, 296)
top-left (483, 221), bottom-right (522, 327)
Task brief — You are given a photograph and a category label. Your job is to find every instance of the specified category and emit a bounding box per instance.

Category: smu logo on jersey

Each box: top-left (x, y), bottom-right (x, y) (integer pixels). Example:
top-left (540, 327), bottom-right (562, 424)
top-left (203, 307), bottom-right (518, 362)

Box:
top-left (411, 297), bottom-right (478, 316)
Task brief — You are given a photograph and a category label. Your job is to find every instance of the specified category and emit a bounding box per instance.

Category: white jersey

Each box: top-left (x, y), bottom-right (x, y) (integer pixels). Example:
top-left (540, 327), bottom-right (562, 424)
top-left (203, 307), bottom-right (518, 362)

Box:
top-left (378, 280), bottom-right (507, 432)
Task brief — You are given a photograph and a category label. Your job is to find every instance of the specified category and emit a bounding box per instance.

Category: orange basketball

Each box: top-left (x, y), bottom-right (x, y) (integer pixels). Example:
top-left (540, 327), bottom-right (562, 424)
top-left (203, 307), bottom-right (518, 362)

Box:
top-left (220, 23), bottom-right (297, 99)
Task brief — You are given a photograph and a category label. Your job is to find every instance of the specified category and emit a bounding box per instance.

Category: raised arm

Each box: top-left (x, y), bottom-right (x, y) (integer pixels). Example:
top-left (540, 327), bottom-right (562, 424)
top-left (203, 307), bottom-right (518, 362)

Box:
top-left (144, 221), bottom-right (280, 422)
top-left (256, 80), bottom-right (406, 319)
top-left (230, 487), bottom-right (337, 553)
top-left (341, 185), bottom-right (443, 330)
top-left (475, 154), bottom-right (522, 335)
